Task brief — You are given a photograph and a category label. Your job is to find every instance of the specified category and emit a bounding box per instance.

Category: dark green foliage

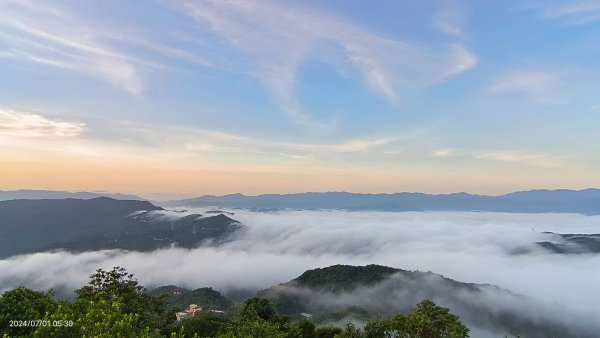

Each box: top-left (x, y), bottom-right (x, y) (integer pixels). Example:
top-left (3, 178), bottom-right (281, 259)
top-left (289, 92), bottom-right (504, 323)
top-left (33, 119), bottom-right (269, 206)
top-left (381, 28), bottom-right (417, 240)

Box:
top-left (362, 300), bottom-right (469, 338)
top-left (264, 291), bottom-right (307, 315)
top-left (313, 307), bottom-right (370, 324)
top-left (238, 297), bottom-right (278, 322)
top-left (171, 315), bottom-right (230, 337)
top-left (259, 264), bottom-right (585, 337)
top-left (404, 299), bottom-right (469, 338)
top-left (0, 287), bottom-right (57, 336)
top-left (294, 265), bottom-right (399, 291)
top-left (336, 322), bottom-right (362, 337)
top-left (0, 198), bottom-right (241, 258)
top-left (314, 326), bottom-right (343, 338)
top-left (295, 319), bottom-right (316, 338)
top-left (363, 316), bottom-right (392, 338)
top-left (52, 213), bottom-right (240, 254)
top-left (149, 285), bottom-right (232, 311)
top-left (0, 267), bottom-right (472, 338)
top-left (74, 266), bottom-right (166, 330)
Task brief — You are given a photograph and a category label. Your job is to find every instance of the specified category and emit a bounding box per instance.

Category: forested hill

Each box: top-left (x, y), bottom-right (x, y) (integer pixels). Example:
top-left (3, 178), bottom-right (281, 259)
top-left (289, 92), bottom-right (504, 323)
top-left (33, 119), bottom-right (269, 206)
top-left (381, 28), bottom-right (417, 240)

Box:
top-left (166, 188), bottom-right (600, 214)
top-left (0, 198), bottom-right (241, 258)
top-left (292, 264), bottom-right (400, 291)
top-left (259, 264), bottom-right (593, 338)
top-left (149, 286), bottom-right (232, 311)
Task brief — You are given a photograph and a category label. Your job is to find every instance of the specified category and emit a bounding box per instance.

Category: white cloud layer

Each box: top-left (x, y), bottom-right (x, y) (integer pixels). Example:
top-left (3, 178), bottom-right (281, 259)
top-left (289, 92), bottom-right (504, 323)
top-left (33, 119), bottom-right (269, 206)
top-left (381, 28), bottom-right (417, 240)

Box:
top-left (1, 210), bottom-right (599, 323)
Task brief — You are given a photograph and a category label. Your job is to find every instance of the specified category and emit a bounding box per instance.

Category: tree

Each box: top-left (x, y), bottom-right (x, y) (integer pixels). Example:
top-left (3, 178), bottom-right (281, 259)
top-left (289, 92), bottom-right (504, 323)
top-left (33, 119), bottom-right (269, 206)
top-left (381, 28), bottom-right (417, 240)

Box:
top-left (363, 316), bottom-right (393, 338)
top-left (74, 266), bottom-right (166, 332)
top-left (362, 300), bottom-right (469, 338)
top-left (33, 302), bottom-right (79, 338)
top-left (34, 300), bottom-right (151, 338)
top-left (0, 287), bottom-right (57, 336)
top-left (75, 267), bottom-right (146, 310)
top-left (77, 300), bottom-right (150, 338)
top-left (294, 318), bottom-right (316, 338)
top-left (315, 326), bottom-right (343, 338)
top-left (403, 300), bottom-right (469, 338)
top-left (230, 319), bottom-right (287, 338)
top-left (175, 315), bottom-right (230, 338)
top-left (335, 322), bottom-right (362, 338)
top-left (237, 297), bottom-right (278, 322)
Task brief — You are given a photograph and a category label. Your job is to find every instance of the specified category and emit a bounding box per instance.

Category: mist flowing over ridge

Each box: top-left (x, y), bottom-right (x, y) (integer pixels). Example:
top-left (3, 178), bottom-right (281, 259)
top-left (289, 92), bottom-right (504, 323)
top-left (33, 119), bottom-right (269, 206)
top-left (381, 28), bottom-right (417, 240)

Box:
top-left (258, 264), bottom-right (599, 338)
top-left (0, 198), bottom-right (240, 258)
top-left (2, 200), bottom-right (600, 336)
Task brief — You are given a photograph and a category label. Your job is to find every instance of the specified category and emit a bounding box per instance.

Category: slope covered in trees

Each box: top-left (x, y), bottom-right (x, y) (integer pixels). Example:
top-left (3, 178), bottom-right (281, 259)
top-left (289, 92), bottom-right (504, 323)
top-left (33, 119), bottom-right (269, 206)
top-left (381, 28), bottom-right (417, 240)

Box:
top-left (259, 265), bottom-right (593, 338)
top-left (0, 267), bottom-right (470, 338)
top-left (149, 286), bottom-right (232, 311)
top-left (0, 198), bottom-right (241, 258)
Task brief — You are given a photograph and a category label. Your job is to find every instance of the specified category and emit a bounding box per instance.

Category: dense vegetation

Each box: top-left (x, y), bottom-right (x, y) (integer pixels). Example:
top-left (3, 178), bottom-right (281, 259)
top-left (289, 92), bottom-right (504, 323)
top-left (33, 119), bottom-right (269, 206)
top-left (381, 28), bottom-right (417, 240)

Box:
top-left (258, 264), bottom-right (482, 321)
top-left (292, 265), bottom-right (399, 291)
top-left (149, 286), bottom-right (232, 311)
top-left (0, 198), bottom-right (241, 258)
top-left (0, 267), bottom-right (470, 338)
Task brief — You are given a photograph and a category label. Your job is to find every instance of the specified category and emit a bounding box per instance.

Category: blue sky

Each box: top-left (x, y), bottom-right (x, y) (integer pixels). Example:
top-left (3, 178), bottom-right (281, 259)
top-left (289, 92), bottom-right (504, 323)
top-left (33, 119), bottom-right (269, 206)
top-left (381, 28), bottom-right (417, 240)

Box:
top-left (0, 0), bottom-right (599, 199)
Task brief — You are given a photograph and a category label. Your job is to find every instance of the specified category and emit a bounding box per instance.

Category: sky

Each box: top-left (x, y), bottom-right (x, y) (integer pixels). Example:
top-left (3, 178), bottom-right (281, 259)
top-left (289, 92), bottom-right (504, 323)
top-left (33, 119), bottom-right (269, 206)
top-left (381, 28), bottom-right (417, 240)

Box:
top-left (1, 0), bottom-right (599, 199)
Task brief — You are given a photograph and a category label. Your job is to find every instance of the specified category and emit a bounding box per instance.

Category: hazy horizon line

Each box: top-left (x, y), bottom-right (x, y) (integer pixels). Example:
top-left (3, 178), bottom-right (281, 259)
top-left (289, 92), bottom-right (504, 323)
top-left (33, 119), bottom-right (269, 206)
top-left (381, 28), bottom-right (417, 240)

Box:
top-left (2, 186), bottom-right (600, 202)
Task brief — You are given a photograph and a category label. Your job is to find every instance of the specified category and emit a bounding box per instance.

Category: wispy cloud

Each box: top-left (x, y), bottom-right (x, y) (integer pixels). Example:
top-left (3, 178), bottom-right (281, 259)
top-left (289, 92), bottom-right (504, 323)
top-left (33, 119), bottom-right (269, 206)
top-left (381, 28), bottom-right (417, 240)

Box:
top-left (433, 148), bottom-right (457, 157)
top-left (0, 109), bottom-right (85, 138)
top-left (488, 68), bottom-right (568, 104)
top-left (476, 150), bottom-right (565, 168)
top-left (149, 126), bottom-right (406, 159)
top-left (0, 0), bottom-right (477, 130)
top-left (172, 0), bottom-right (476, 131)
top-left (541, 1), bottom-right (600, 25)
top-left (443, 45), bottom-right (477, 78)
top-left (0, 1), bottom-right (145, 94)
top-left (0, 106), bottom-right (409, 165)
top-left (434, 0), bottom-right (464, 37)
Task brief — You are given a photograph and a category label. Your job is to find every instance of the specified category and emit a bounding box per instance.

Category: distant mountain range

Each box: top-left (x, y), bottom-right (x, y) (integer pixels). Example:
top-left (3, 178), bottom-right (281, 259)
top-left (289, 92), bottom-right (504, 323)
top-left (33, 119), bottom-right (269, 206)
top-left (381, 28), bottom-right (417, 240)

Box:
top-left (0, 197), bottom-right (241, 258)
top-left (0, 189), bottom-right (144, 201)
top-left (165, 189), bottom-right (600, 214)
top-left (4, 188), bottom-right (600, 214)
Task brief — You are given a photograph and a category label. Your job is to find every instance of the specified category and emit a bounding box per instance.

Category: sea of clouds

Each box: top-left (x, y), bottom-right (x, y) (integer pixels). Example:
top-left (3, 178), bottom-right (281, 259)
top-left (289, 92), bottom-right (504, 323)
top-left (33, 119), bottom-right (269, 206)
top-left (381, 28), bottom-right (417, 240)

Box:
top-left (1, 209), bottom-right (599, 335)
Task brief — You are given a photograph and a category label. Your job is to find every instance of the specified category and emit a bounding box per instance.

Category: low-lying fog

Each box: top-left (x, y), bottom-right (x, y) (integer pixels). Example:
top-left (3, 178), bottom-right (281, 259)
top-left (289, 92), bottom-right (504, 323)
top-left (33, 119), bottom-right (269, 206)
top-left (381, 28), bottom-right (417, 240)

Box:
top-left (1, 210), bottom-right (599, 334)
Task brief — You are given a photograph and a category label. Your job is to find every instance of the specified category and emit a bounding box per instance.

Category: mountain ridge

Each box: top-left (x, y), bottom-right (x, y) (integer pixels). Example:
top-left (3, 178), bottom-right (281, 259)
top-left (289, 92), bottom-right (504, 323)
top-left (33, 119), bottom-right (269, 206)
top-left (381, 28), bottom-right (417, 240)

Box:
top-left (0, 198), bottom-right (241, 258)
top-left (0, 189), bottom-right (145, 201)
top-left (257, 264), bottom-right (594, 338)
top-left (164, 188), bottom-right (600, 214)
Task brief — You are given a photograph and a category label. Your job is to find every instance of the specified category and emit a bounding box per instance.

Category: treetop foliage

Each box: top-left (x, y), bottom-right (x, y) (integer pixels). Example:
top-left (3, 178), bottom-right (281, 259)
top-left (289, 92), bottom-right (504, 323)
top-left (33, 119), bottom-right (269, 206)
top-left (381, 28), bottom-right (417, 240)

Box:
top-left (0, 266), bottom-right (470, 338)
